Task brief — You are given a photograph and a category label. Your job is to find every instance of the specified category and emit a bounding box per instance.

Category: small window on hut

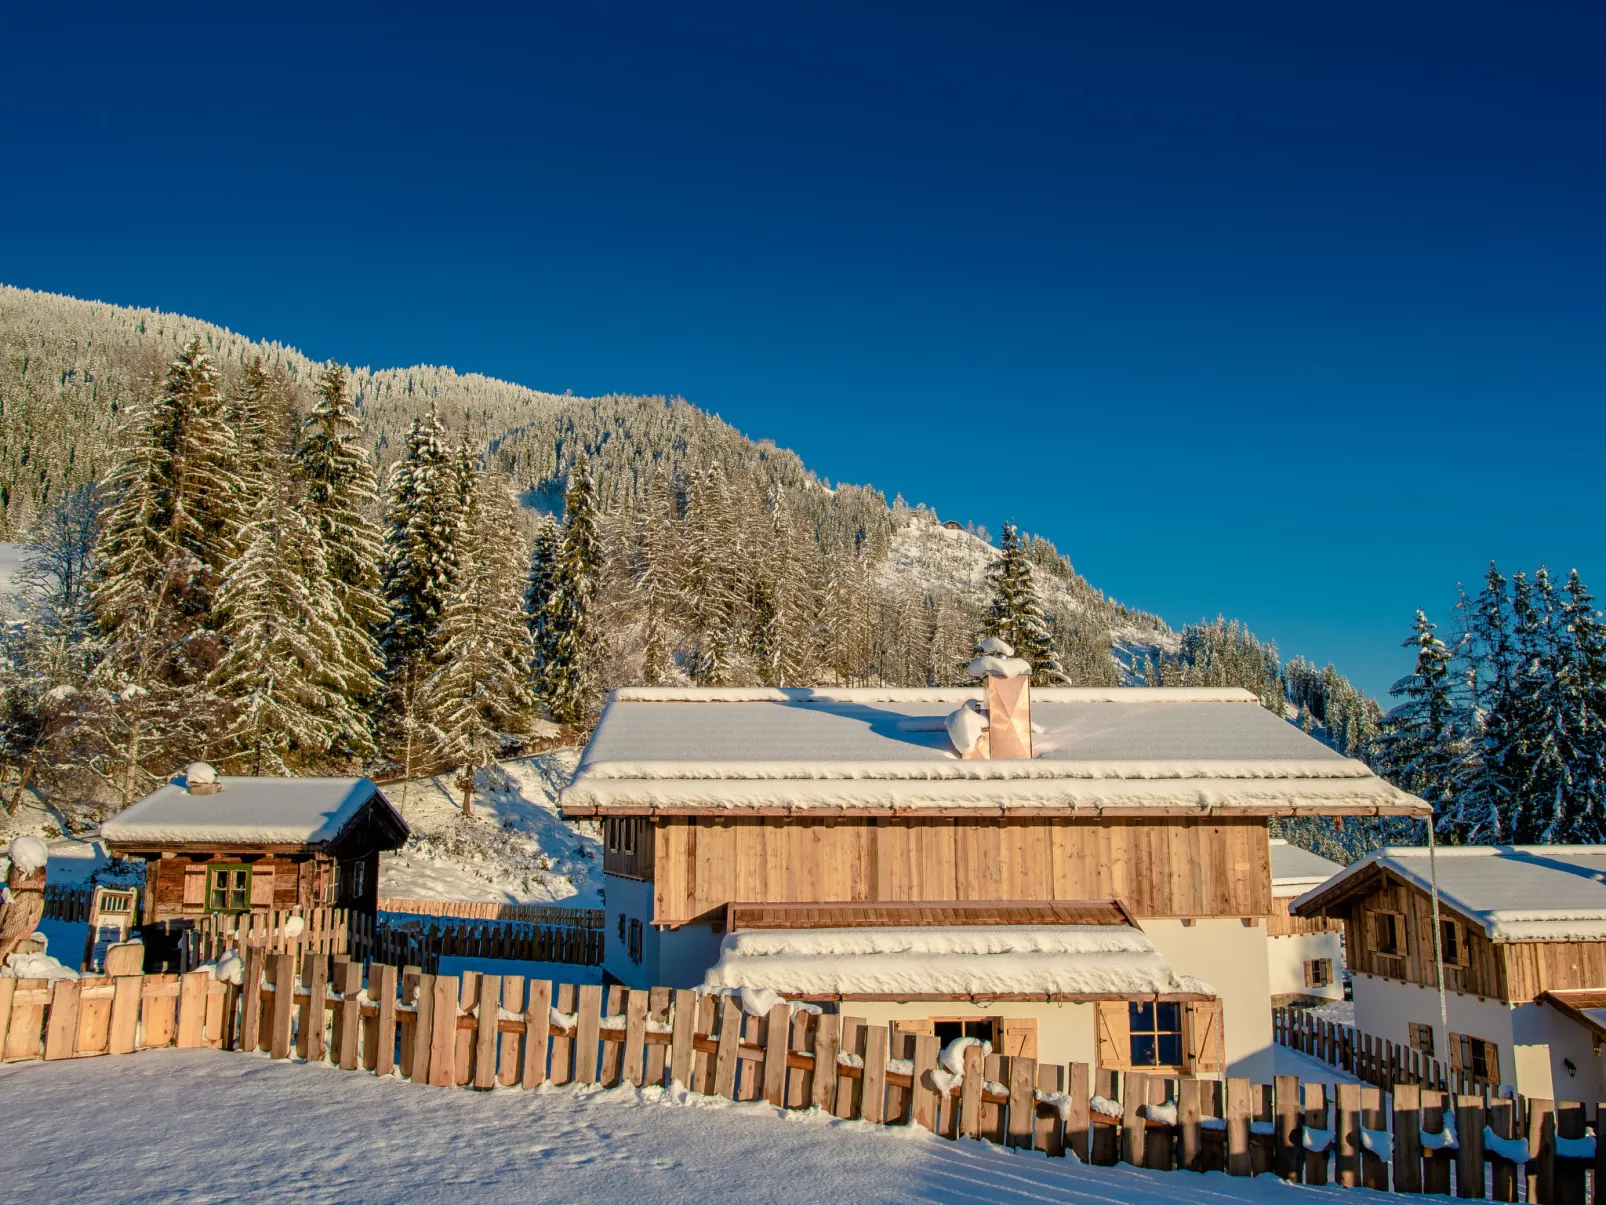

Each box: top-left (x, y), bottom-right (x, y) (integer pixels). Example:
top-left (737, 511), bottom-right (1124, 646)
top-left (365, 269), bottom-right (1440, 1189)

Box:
top-left (1371, 911), bottom-right (1405, 957)
top-left (206, 865), bottom-right (251, 914)
top-left (1129, 1001), bottom-right (1183, 1068)
top-left (1304, 958), bottom-right (1334, 988)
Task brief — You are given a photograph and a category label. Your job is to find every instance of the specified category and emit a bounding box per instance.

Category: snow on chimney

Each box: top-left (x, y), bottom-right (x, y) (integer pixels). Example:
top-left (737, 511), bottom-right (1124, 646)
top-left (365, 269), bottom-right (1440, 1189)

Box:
top-left (184, 762), bottom-right (221, 795)
top-left (946, 638), bottom-right (1033, 759)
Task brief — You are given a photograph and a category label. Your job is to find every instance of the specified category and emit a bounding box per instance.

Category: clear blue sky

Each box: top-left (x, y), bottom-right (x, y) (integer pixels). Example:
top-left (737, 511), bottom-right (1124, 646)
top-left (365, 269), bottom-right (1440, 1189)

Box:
top-left (3, 2), bottom-right (1602, 700)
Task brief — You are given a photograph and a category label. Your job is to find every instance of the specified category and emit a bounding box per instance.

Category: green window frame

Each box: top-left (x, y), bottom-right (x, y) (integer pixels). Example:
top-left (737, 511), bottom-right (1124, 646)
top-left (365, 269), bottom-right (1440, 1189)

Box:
top-left (206, 864), bottom-right (251, 914)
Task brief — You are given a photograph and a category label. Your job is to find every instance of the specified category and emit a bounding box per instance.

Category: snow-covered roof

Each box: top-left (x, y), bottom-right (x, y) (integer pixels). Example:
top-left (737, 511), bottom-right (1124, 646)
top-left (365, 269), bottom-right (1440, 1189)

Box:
top-left (700, 924), bottom-right (1215, 1000)
top-left (100, 777), bottom-right (407, 848)
top-left (1292, 845), bottom-right (1606, 941)
top-left (558, 686), bottom-right (1424, 816)
top-left (1268, 838), bottom-right (1345, 896)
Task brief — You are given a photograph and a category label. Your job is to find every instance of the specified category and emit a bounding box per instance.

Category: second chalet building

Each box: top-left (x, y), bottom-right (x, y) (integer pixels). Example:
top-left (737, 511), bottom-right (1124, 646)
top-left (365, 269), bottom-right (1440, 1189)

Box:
top-left (557, 666), bottom-right (1423, 1080)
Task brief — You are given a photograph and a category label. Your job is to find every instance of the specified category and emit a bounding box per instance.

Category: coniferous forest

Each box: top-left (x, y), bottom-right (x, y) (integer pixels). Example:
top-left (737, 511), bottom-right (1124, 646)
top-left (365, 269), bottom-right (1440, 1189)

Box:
top-left (0, 285), bottom-right (1599, 851)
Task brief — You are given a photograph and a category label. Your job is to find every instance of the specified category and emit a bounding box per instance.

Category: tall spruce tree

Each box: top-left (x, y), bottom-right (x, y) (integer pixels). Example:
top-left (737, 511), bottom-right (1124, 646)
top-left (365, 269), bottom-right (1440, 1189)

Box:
top-left (210, 480), bottom-right (373, 773)
top-left (982, 522), bottom-right (1069, 685)
top-left (540, 456), bottom-right (604, 723)
top-left (292, 362), bottom-right (389, 729)
top-left (1376, 610), bottom-right (1458, 820)
top-left (379, 405), bottom-right (462, 675)
top-left (84, 341), bottom-right (244, 801)
top-left (681, 469), bottom-right (740, 685)
top-left (632, 474), bottom-right (676, 686)
top-left (424, 469), bottom-right (535, 814)
top-left (525, 514), bottom-right (562, 678)
top-left (227, 356), bottom-right (294, 501)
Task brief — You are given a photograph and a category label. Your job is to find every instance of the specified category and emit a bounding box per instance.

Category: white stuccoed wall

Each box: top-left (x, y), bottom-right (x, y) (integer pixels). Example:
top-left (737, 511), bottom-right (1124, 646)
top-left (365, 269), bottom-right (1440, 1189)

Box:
top-left (1142, 917), bottom-right (1275, 1081)
top-left (605, 874), bottom-right (727, 989)
top-left (1352, 973), bottom-right (1516, 1084)
top-left (1267, 930), bottom-right (1345, 1002)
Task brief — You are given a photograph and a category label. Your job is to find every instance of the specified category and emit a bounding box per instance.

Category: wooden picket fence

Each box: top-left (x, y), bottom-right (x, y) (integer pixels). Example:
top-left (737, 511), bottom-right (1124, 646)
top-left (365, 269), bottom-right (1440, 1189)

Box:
top-left (377, 897), bottom-right (605, 928)
top-left (369, 915), bottom-right (603, 973)
top-left (8, 956), bottom-right (1602, 1202)
top-left (1276, 1006), bottom-right (1501, 1096)
top-left (178, 907), bottom-right (357, 973)
top-left (42, 883), bottom-right (95, 922)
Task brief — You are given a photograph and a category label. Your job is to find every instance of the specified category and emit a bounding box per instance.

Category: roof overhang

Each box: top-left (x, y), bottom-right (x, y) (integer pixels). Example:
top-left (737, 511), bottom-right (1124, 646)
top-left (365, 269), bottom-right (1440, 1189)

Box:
top-left (1538, 990), bottom-right (1606, 1049)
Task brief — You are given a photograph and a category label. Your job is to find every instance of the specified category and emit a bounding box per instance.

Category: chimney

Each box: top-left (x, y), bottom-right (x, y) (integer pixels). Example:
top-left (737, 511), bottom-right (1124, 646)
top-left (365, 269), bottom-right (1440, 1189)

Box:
top-left (184, 761), bottom-right (222, 796)
top-left (951, 638), bottom-right (1034, 759)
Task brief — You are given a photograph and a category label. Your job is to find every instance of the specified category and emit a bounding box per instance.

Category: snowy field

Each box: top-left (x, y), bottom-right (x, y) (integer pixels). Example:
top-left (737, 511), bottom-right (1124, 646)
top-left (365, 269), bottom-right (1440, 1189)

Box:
top-left (379, 750), bottom-right (604, 907)
top-left (0, 1049), bottom-right (1399, 1205)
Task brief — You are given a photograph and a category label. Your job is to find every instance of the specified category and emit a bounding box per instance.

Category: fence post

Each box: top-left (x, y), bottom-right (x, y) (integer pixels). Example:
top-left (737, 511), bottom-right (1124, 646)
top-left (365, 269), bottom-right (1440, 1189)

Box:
top-left (1226, 1076), bottom-right (1252, 1176)
top-left (1555, 1101), bottom-right (1585, 1205)
top-left (1275, 1074), bottom-right (1302, 1181)
top-left (1304, 1082), bottom-right (1330, 1186)
top-left (959, 1043), bottom-right (984, 1139)
top-left (1458, 1093), bottom-right (1487, 1200)
top-left (1178, 1077), bottom-right (1202, 1172)
top-left (1394, 1081), bottom-right (1423, 1193)
top-left (1068, 1062), bottom-right (1092, 1164)
top-left (1007, 1056), bottom-right (1037, 1150)
top-left (1122, 1071), bottom-right (1149, 1166)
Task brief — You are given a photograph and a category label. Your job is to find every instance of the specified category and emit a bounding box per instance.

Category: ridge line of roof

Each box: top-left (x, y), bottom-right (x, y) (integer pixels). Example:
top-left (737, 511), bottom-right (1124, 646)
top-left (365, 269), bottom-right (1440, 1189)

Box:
top-left (607, 686), bottom-right (1262, 704)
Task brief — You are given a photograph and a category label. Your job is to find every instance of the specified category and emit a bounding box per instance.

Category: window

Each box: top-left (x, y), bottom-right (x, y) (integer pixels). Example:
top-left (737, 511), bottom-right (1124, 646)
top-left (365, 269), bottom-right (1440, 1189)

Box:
top-left (1409, 1023), bottom-right (1435, 1057)
top-left (319, 863), bottom-right (340, 906)
top-left (1372, 911), bottom-right (1405, 957)
top-left (1440, 919), bottom-right (1470, 966)
top-left (350, 859), bottom-right (366, 900)
top-left (206, 865), bottom-right (250, 914)
top-left (1451, 1033), bottom-right (1500, 1085)
top-left (1304, 958), bottom-right (1334, 988)
top-left (1129, 1001), bottom-right (1183, 1068)
top-left (617, 913), bottom-right (627, 941)
top-left (606, 818), bottom-right (637, 855)
top-left (628, 918), bottom-right (644, 964)
top-left (934, 1019), bottom-right (996, 1048)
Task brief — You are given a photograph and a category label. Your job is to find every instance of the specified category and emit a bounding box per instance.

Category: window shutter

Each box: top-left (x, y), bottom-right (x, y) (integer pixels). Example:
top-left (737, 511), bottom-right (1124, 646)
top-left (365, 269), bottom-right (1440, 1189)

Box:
top-left (182, 867), bottom-right (206, 908)
top-left (1185, 1000), bottom-right (1225, 1074)
top-left (1000, 1019), bottom-right (1037, 1060)
top-left (1449, 1033), bottom-right (1466, 1074)
top-left (891, 1019), bottom-right (936, 1038)
top-left (1481, 1040), bottom-right (1500, 1085)
top-left (1304, 961), bottom-right (1315, 988)
top-left (250, 868), bottom-right (274, 908)
top-left (1096, 1001), bottom-right (1130, 1070)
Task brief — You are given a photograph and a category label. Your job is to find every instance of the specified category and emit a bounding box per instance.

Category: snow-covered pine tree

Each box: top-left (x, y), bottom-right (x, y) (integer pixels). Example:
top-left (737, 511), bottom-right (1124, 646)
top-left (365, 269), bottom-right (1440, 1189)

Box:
top-left (1376, 609), bottom-right (1458, 821)
top-left (982, 522), bottom-right (1069, 686)
top-left (379, 405), bottom-right (462, 676)
top-left (525, 514), bottom-right (561, 677)
top-left (292, 362), bottom-right (389, 730)
top-left (210, 479), bottom-right (375, 774)
top-left (1520, 568), bottom-right (1606, 842)
top-left (227, 356), bottom-right (294, 501)
top-left (424, 468), bottom-right (535, 814)
top-left (632, 473), bottom-right (676, 686)
top-left (540, 455), bottom-right (605, 724)
top-left (680, 468), bottom-right (739, 685)
top-left (84, 341), bottom-right (245, 801)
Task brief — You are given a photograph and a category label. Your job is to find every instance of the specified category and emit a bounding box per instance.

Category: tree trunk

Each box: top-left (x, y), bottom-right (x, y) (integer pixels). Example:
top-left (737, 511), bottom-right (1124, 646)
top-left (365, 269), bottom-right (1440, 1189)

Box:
top-left (461, 768), bottom-right (473, 818)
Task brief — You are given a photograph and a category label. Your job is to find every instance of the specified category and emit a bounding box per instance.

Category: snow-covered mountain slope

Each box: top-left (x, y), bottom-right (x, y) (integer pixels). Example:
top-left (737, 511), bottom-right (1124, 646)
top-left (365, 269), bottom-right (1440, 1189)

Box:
top-left (379, 751), bottom-right (603, 907)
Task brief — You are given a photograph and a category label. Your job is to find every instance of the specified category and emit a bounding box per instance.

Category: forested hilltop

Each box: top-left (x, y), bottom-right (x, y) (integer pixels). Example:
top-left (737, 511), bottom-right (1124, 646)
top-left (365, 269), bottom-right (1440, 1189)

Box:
top-left (0, 284), bottom-right (1379, 827)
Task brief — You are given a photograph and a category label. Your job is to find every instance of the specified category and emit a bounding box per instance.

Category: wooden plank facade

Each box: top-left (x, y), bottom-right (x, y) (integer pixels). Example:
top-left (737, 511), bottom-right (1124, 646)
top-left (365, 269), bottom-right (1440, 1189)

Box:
top-left (650, 816), bottom-right (1273, 926)
top-left (140, 848), bottom-right (380, 926)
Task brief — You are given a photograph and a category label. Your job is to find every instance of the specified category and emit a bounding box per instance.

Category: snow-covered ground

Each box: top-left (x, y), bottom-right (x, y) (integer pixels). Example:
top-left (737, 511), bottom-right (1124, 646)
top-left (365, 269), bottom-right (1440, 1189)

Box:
top-left (379, 751), bottom-right (603, 907)
top-left (1271, 1042), bottom-right (1359, 1084)
top-left (0, 1049), bottom-right (1402, 1204)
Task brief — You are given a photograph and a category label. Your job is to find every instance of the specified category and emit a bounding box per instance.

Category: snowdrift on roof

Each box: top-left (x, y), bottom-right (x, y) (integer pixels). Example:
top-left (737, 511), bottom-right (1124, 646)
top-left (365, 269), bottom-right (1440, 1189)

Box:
top-left (701, 924), bottom-right (1214, 999)
top-left (100, 777), bottom-right (394, 846)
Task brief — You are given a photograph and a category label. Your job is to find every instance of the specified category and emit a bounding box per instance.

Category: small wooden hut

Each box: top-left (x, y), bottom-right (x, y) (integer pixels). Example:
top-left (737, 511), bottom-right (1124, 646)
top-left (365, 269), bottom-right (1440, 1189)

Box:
top-left (100, 767), bottom-right (409, 930)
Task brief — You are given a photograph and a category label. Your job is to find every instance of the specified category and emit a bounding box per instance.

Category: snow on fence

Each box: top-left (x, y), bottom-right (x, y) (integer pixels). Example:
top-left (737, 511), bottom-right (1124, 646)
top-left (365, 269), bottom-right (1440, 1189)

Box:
top-left (369, 914), bottom-right (603, 973)
top-left (376, 897), bottom-right (605, 928)
top-left (7, 953), bottom-right (1599, 1201)
top-left (1275, 1006), bottom-right (1502, 1097)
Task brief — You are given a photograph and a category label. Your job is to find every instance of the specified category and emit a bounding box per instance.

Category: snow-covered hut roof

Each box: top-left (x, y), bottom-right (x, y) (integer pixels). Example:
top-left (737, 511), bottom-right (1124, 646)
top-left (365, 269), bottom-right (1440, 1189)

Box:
top-left (558, 686), bottom-right (1424, 817)
top-left (1268, 838), bottom-right (1345, 897)
top-left (1292, 845), bottom-right (1606, 942)
top-left (100, 777), bottom-right (407, 849)
top-left (701, 923), bottom-right (1215, 1001)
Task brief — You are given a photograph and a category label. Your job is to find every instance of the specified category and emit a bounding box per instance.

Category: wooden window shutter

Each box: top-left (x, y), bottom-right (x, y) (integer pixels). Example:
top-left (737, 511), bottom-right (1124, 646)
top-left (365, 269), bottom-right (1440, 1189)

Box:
top-left (891, 1019), bottom-right (936, 1038)
top-left (1185, 1000), bottom-right (1225, 1074)
top-left (1303, 960), bottom-right (1315, 988)
top-left (1481, 1040), bottom-right (1500, 1085)
top-left (1096, 1001), bottom-right (1130, 1070)
top-left (1449, 1033), bottom-right (1467, 1074)
top-left (182, 866), bottom-right (206, 908)
top-left (1000, 1019), bottom-right (1037, 1060)
top-left (250, 868), bottom-right (274, 908)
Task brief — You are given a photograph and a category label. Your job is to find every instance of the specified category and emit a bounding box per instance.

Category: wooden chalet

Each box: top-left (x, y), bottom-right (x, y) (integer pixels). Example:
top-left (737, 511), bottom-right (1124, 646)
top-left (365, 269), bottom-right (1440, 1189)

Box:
top-left (100, 767), bottom-right (409, 941)
top-left (1290, 844), bottom-right (1606, 1098)
top-left (558, 671), bottom-right (1425, 1080)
